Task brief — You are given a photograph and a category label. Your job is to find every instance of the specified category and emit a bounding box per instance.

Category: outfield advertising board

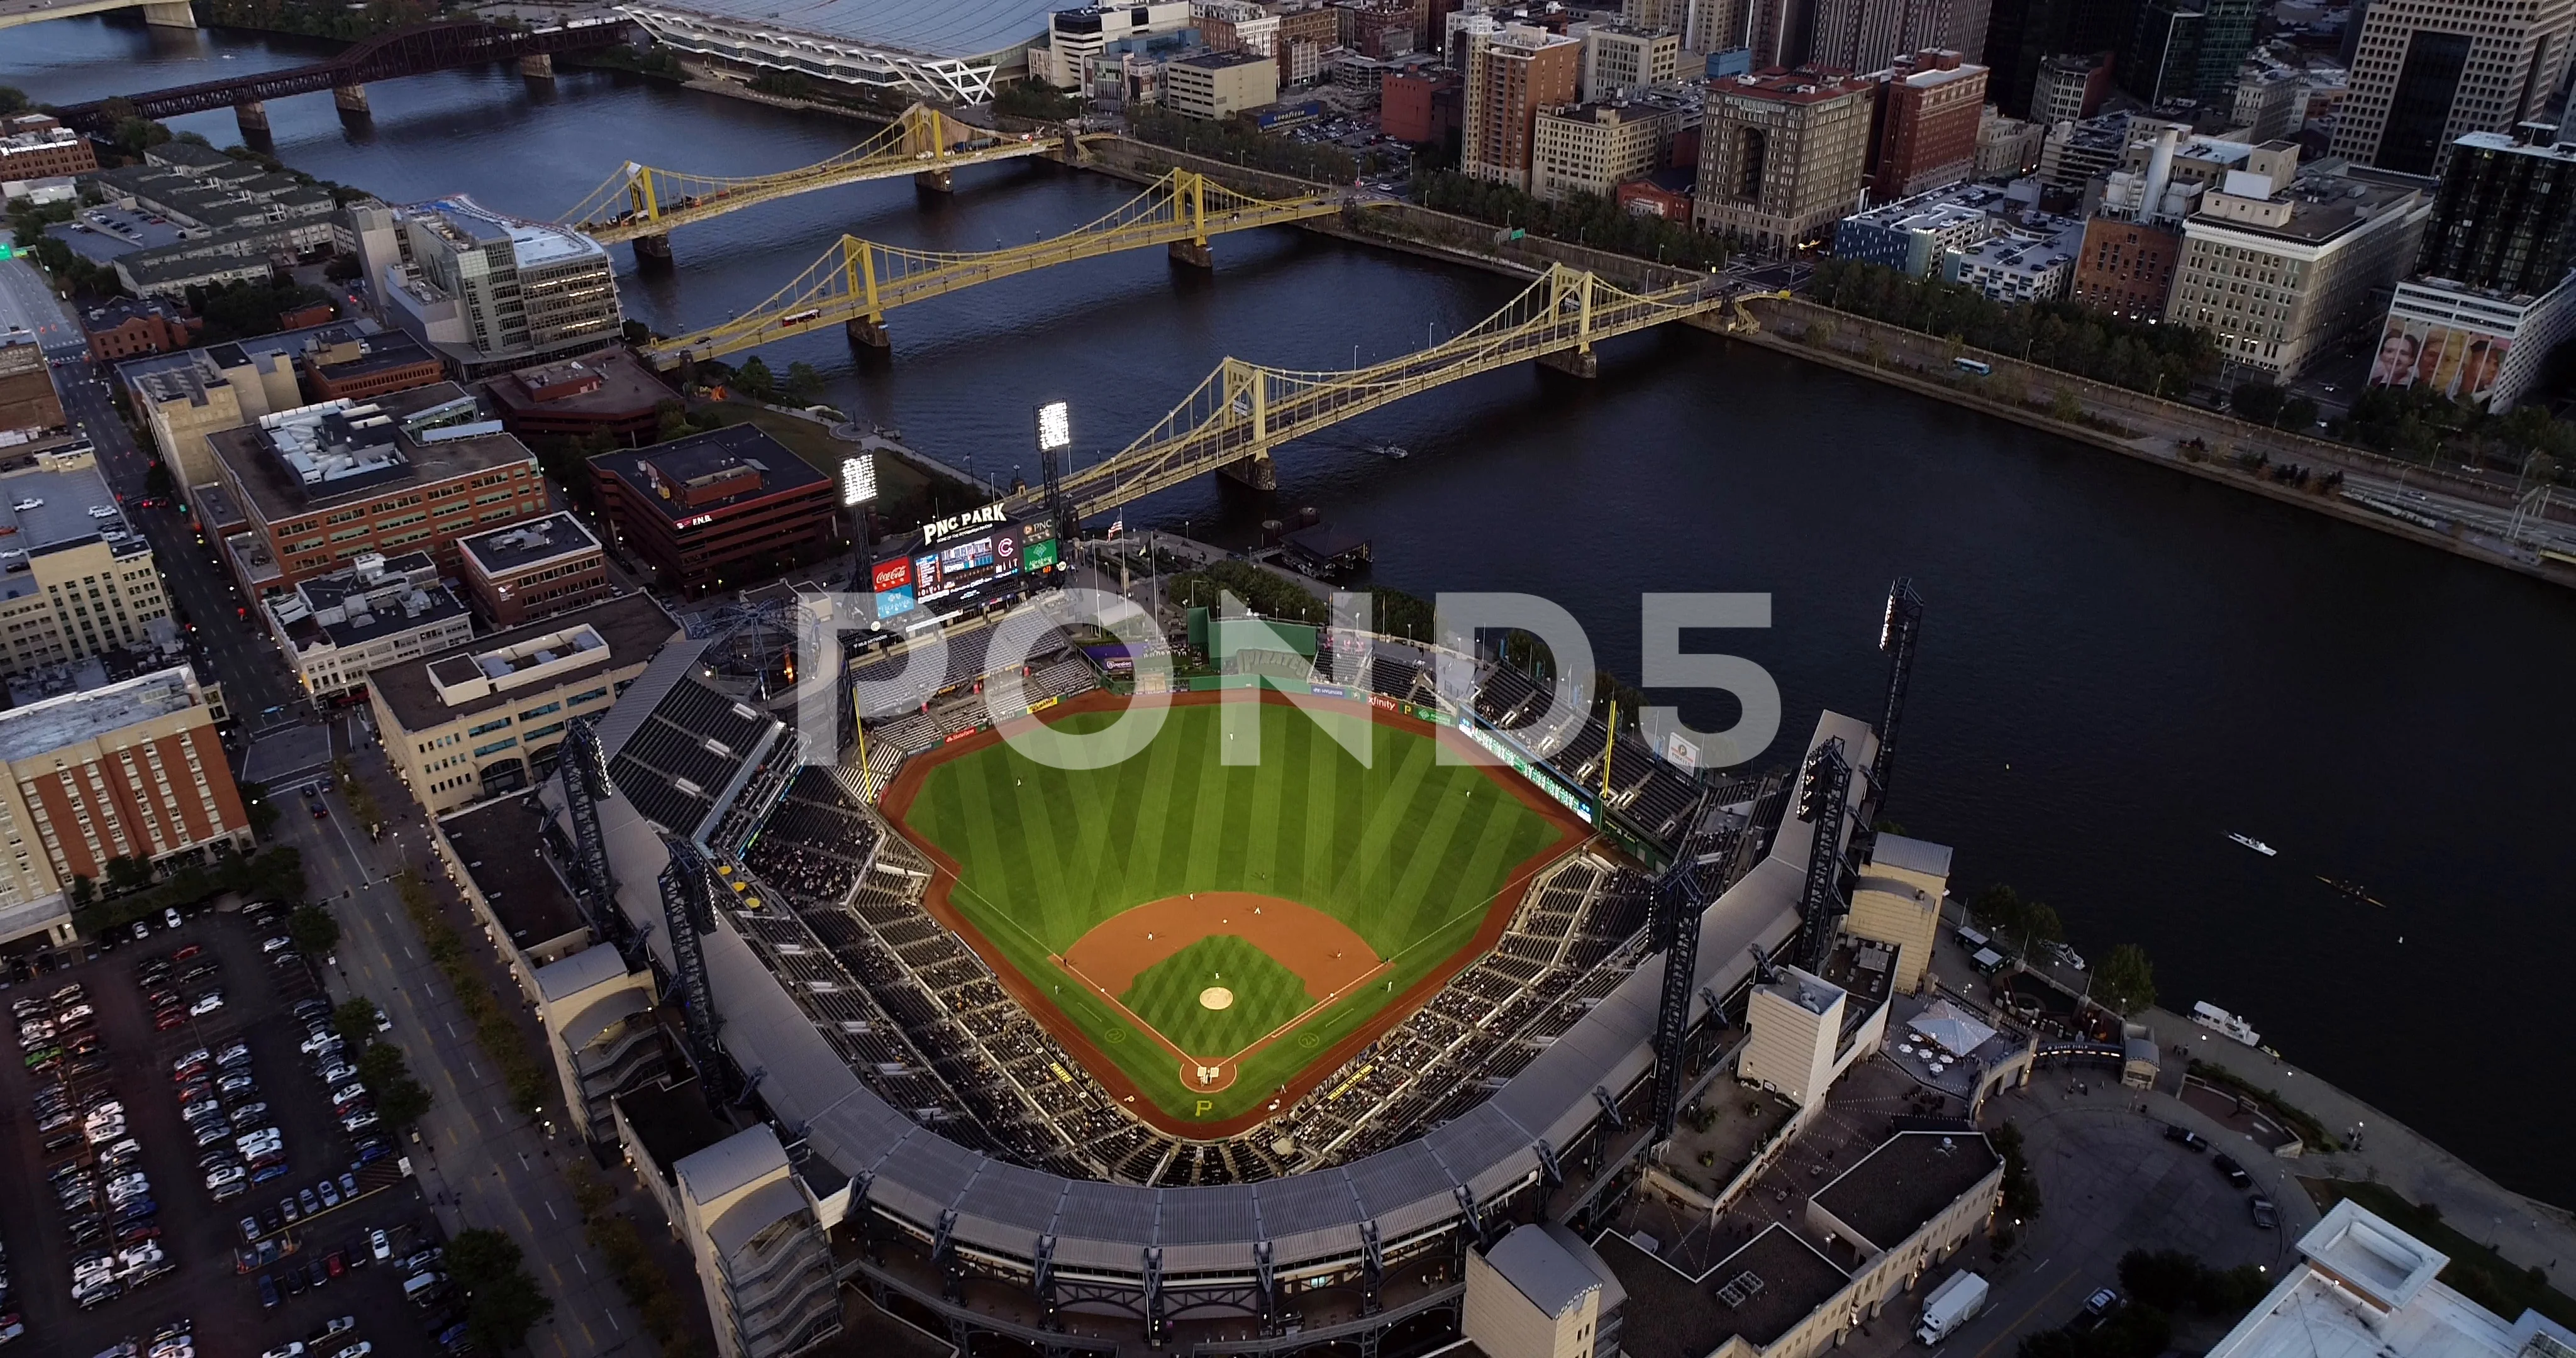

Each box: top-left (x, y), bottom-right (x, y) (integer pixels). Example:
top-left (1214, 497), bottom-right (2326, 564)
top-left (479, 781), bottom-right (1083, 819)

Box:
top-left (1457, 717), bottom-right (1596, 823)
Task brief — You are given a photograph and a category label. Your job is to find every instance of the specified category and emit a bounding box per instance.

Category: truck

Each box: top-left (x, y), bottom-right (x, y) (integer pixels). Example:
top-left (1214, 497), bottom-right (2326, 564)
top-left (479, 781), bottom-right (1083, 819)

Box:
top-left (1916, 1271), bottom-right (1990, 1345)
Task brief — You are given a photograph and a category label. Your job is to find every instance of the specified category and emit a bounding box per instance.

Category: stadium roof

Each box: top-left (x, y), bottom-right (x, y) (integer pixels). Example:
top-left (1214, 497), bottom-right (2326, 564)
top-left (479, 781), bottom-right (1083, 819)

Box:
top-left (621, 0), bottom-right (1062, 62)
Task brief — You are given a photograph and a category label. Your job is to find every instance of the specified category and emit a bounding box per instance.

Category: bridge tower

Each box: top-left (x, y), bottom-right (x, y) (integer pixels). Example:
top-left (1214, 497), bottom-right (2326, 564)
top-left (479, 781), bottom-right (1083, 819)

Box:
top-left (908, 106), bottom-right (957, 194)
top-left (1536, 268), bottom-right (1600, 378)
top-left (1213, 358), bottom-right (1277, 493)
top-left (841, 236), bottom-right (891, 351)
top-left (1168, 170), bottom-right (1214, 270)
top-left (333, 83), bottom-right (370, 119)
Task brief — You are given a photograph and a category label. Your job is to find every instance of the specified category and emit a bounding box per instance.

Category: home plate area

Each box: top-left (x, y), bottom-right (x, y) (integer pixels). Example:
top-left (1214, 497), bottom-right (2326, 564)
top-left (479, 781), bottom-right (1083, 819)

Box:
top-left (1059, 893), bottom-right (1384, 1091)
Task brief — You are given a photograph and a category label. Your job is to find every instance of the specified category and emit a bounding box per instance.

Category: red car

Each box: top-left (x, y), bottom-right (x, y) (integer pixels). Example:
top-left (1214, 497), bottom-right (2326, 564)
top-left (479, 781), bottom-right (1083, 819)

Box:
top-left (172, 944), bottom-right (202, 963)
top-left (325, 1251), bottom-right (345, 1277)
top-left (153, 1008), bottom-right (187, 1031)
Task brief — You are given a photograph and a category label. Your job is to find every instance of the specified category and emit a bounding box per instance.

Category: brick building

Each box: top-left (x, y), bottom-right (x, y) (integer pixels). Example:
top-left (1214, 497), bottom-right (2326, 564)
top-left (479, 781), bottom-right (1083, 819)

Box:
top-left (2071, 218), bottom-right (2185, 319)
top-left (1380, 69), bottom-right (1460, 143)
top-left (1696, 67), bottom-right (1877, 250)
top-left (0, 666), bottom-right (251, 948)
top-left (1866, 51), bottom-right (1987, 200)
top-left (480, 350), bottom-right (674, 441)
top-left (589, 427), bottom-right (838, 597)
top-left (0, 333), bottom-right (64, 438)
top-left (1463, 25), bottom-right (1583, 190)
top-left (0, 114), bottom-right (97, 185)
top-left (299, 329), bottom-right (448, 403)
top-left (208, 383), bottom-right (553, 592)
top-left (456, 512), bottom-right (610, 627)
top-left (79, 299), bottom-right (201, 363)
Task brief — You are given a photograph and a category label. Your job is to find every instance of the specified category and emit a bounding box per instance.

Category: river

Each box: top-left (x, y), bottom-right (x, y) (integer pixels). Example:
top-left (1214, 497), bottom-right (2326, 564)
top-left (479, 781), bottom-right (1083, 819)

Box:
top-left (10, 17), bottom-right (2576, 1209)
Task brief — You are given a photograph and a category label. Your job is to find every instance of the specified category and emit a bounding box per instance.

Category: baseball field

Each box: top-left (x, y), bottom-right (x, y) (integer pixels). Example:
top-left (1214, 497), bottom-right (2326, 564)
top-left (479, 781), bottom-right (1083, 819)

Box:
top-left (883, 690), bottom-right (1586, 1132)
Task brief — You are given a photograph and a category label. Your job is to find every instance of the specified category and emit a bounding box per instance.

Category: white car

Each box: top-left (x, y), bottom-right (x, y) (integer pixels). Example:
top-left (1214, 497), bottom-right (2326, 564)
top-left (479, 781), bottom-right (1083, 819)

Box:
top-left (329, 1082), bottom-right (367, 1107)
top-left (188, 993), bottom-right (225, 1017)
top-left (205, 1165), bottom-right (246, 1190)
top-left (264, 1344), bottom-right (308, 1358)
top-left (299, 1032), bottom-right (342, 1056)
top-left (316, 1062), bottom-right (358, 1086)
top-left (260, 936), bottom-right (291, 954)
top-left (369, 1228), bottom-right (391, 1262)
top-left (162, 907), bottom-right (183, 930)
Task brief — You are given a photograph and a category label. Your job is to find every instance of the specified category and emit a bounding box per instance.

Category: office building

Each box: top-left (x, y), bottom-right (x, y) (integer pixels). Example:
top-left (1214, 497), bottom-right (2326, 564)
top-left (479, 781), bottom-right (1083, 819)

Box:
top-left (1834, 184), bottom-right (2004, 274)
top-left (1532, 99), bottom-right (1692, 201)
top-left (206, 383), bottom-right (553, 591)
top-left (1584, 24), bottom-right (1680, 96)
top-left (1866, 50), bottom-right (1987, 198)
top-left (1275, 4), bottom-right (1343, 79)
top-left (2032, 51), bottom-right (2112, 121)
top-left (1695, 66), bottom-right (1878, 250)
top-left (2167, 148), bottom-right (2431, 375)
top-left (1976, 107), bottom-right (2046, 176)
top-left (0, 446), bottom-right (174, 680)
top-left (0, 333), bottom-right (64, 438)
top-left (2232, 63), bottom-right (2303, 141)
top-left (2073, 218), bottom-right (2188, 316)
top-left (1944, 207), bottom-right (2088, 300)
top-left (263, 550), bottom-right (475, 707)
top-left (1464, 24), bottom-right (1584, 189)
top-left (370, 591), bottom-right (673, 812)
top-left (1341, 3), bottom-right (1421, 58)
top-left (589, 426), bottom-right (839, 598)
top-left (79, 299), bottom-right (200, 363)
top-left (2205, 1202), bottom-right (2576, 1358)
top-left (2121, 0), bottom-right (2260, 106)
top-left (2368, 126), bottom-right (2576, 411)
top-left (0, 665), bottom-right (250, 949)
top-left (456, 512), bottom-right (610, 627)
top-left (350, 197), bottom-right (623, 378)
top-left (1808, 0), bottom-right (1979, 77)
top-left (2331, 0), bottom-right (2576, 177)
top-left (1163, 49), bottom-right (1283, 118)
top-left (0, 114), bottom-right (96, 184)
top-left (2038, 111), bottom-right (2136, 189)
top-left (128, 334), bottom-right (318, 494)
top-left (1194, 0), bottom-right (1282, 57)
top-left (480, 350), bottom-right (674, 443)
top-left (297, 328), bottom-right (447, 404)
top-left (1029, 1), bottom-right (1194, 86)
top-left (1984, 0), bottom-right (2141, 115)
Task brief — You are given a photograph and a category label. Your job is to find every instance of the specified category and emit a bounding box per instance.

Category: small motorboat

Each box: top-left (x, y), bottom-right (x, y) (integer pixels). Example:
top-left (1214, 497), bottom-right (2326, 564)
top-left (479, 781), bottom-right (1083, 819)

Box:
top-left (2192, 1001), bottom-right (2261, 1047)
top-left (2227, 832), bottom-right (2276, 856)
top-left (1364, 443), bottom-right (1409, 460)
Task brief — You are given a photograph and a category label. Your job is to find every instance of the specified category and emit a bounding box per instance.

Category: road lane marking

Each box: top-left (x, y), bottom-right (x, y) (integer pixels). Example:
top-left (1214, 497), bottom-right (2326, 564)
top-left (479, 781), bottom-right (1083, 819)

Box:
top-left (1968, 1266), bottom-right (2083, 1358)
top-left (575, 1254), bottom-right (586, 1274)
top-left (547, 1200), bottom-right (558, 1220)
top-left (606, 1312), bottom-right (619, 1333)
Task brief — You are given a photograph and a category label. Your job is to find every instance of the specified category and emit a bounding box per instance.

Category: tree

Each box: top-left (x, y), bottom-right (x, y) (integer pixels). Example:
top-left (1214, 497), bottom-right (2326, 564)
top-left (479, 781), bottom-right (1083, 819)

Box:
top-left (621, 318), bottom-right (652, 346)
top-left (2279, 395), bottom-right (2319, 431)
top-left (2231, 380), bottom-right (2285, 426)
top-left (288, 902), bottom-right (340, 956)
top-left (2092, 943), bottom-right (2157, 1015)
top-left (1970, 883), bottom-right (2025, 937)
top-left (334, 996), bottom-right (382, 1048)
top-left (0, 86), bottom-right (28, 115)
top-left (2020, 899), bottom-right (2064, 948)
top-left (735, 355), bottom-right (777, 399)
top-left (103, 854), bottom-right (154, 895)
top-left (323, 253), bottom-right (362, 282)
top-left (238, 780), bottom-right (280, 839)
top-left (69, 875), bottom-right (96, 909)
top-left (447, 1228), bottom-right (555, 1352)
top-left (782, 360), bottom-right (824, 404)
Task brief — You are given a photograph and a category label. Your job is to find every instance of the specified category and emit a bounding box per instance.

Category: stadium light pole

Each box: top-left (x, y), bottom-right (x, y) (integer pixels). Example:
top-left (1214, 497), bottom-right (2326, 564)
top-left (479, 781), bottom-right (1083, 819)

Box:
top-left (1036, 399), bottom-right (1073, 571)
top-left (840, 451), bottom-right (878, 598)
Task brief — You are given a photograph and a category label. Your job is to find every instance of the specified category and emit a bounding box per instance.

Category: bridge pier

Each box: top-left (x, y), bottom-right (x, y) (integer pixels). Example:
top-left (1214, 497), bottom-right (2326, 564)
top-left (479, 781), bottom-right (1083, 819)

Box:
top-left (518, 52), bottom-right (555, 78)
top-left (140, 0), bottom-right (196, 27)
top-left (845, 317), bottom-right (891, 350)
top-left (235, 101), bottom-right (270, 137)
top-left (1167, 238), bottom-right (1214, 270)
top-left (632, 233), bottom-right (674, 265)
top-left (333, 83), bottom-right (371, 118)
top-left (1216, 450), bottom-right (1276, 493)
top-left (913, 168), bottom-right (954, 194)
top-left (1537, 346), bottom-right (1599, 378)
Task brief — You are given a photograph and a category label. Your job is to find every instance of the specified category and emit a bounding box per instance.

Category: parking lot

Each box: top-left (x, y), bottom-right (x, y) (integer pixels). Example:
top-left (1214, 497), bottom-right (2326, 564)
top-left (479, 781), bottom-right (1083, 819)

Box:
top-left (0, 902), bottom-right (459, 1357)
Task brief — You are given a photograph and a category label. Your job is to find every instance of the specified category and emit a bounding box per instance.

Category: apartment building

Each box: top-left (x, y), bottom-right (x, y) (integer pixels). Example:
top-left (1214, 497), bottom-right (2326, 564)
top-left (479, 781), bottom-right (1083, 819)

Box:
top-left (1463, 24), bottom-right (1584, 190)
top-left (0, 666), bottom-right (250, 948)
top-left (1866, 50), bottom-right (1987, 199)
top-left (0, 446), bottom-right (174, 682)
top-left (370, 592), bottom-right (674, 812)
top-left (1695, 66), bottom-right (1877, 250)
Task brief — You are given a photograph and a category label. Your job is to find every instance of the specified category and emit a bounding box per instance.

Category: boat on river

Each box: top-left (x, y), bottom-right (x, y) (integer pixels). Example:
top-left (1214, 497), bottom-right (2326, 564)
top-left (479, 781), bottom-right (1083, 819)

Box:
top-left (2192, 1001), bottom-right (2261, 1046)
top-left (2228, 832), bottom-right (2276, 856)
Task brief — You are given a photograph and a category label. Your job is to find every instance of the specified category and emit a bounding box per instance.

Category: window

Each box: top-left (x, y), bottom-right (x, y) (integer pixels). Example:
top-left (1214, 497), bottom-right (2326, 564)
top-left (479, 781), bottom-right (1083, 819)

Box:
top-left (467, 717), bottom-right (512, 737)
top-left (472, 736), bottom-right (518, 758)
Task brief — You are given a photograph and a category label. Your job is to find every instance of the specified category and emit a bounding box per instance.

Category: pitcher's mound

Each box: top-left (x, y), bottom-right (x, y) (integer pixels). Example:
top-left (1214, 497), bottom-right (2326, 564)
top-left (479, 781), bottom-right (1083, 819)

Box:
top-left (1199, 986), bottom-right (1235, 1010)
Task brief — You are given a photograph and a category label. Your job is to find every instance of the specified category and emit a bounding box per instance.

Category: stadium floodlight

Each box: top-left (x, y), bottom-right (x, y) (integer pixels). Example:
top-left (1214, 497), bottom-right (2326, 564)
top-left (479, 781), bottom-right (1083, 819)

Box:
top-left (840, 453), bottom-right (877, 507)
top-left (1035, 400), bottom-right (1072, 453)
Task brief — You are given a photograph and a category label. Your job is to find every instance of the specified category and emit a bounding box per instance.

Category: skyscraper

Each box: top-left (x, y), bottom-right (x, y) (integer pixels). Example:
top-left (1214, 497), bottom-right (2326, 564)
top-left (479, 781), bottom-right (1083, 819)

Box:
top-left (1980, 0), bottom-right (2140, 115)
top-left (2331, 0), bottom-right (2576, 177)
top-left (2118, 0), bottom-right (2257, 106)
top-left (2417, 126), bottom-right (2576, 293)
top-left (1696, 66), bottom-right (1879, 249)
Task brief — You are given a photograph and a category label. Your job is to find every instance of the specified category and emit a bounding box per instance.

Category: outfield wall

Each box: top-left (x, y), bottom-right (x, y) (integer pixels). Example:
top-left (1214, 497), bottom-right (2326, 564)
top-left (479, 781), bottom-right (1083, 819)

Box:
top-left (550, 636), bottom-right (1880, 1332)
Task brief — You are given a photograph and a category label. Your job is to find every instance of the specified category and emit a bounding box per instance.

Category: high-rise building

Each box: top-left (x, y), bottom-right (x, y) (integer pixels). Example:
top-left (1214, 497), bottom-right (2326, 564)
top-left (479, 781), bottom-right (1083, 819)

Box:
top-left (0, 446), bottom-right (175, 681)
top-left (1532, 99), bottom-right (1692, 200)
top-left (1696, 66), bottom-right (1879, 250)
top-left (2331, 0), bottom-right (2576, 177)
top-left (1982, 0), bottom-right (2139, 114)
top-left (0, 666), bottom-right (251, 949)
top-left (2231, 63), bottom-right (2303, 141)
top-left (2370, 127), bottom-right (2576, 411)
top-left (1583, 25), bottom-right (1681, 96)
top-left (2165, 148), bottom-right (2433, 375)
top-left (2119, 0), bottom-right (2258, 107)
top-left (1808, 0), bottom-right (1986, 74)
top-left (1866, 50), bottom-right (1988, 198)
top-left (350, 197), bottom-right (622, 379)
top-left (2031, 51), bottom-right (2112, 121)
top-left (1462, 24), bottom-right (1584, 190)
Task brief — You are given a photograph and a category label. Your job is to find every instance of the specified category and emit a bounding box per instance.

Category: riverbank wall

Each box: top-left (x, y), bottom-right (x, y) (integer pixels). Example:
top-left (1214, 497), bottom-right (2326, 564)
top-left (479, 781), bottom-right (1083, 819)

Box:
top-left (1084, 136), bottom-right (2576, 590)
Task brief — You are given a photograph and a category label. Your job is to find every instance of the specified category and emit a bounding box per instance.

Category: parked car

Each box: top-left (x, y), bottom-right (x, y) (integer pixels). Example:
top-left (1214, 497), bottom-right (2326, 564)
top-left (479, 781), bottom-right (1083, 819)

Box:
top-left (2212, 1152), bottom-right (2252, 1189)
top-left (2250, 1195), bottom-right (2279, 1228)
top-left (2162, 1125), bottom-right (2208, 1152)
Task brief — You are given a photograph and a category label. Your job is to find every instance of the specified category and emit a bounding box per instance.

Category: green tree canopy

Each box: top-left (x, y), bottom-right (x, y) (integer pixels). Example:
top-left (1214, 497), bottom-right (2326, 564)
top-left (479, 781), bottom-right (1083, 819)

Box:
top-left (2092, 943), bottom-right (2157, 1015)
top-left (448, 1228), bottom-right (555, 1352)
top-left (287, 902), bottom-right (340, 955)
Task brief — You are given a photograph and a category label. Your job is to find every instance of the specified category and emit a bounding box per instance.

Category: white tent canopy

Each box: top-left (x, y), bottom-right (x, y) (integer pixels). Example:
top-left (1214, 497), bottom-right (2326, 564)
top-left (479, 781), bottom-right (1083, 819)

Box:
top-left (1909, 1000), bottom-right (1997, 1056)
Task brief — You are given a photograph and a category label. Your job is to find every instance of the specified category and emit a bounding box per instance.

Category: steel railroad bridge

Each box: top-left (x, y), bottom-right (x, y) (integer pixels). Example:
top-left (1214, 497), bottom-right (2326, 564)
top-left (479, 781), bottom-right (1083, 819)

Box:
top-left (565, 104), bottom-right (1069, 258)
top-left (1002, 265), bottom-right (1733, 513)
top-left (639, 170), bottom-right (1346, 365)
top-left (53, 18), bottom-right (633, 131)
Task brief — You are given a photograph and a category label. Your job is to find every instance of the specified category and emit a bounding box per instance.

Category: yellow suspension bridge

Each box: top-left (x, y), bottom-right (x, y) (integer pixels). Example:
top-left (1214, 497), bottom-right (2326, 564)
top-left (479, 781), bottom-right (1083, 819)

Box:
top-left (1001, 265), bottom-right (1733, 520)
top-left (637, 170), bottom-right (1350, 368)
top-left (564, 104), bottom-right (1069, 249)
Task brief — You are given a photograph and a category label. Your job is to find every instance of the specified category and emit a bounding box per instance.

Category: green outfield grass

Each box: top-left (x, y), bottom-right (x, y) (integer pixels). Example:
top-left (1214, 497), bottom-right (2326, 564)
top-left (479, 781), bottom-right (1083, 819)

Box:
top-left (1123, 936), bottom-right (1311, 1059)
top-left (897, 700), bottom-right (1569, 1123)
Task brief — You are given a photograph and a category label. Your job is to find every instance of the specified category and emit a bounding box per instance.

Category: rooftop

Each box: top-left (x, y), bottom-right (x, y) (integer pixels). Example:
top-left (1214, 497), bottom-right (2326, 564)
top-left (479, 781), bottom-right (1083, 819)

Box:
top-left (458, 511), bottom-right (601, 577)
top-left (1810, 1130), bottom-right (2001, 1250)
top-left (1713, 65), bottom-right (1874, 103)
top-left (114, 317), bottom-right (370, 395)
top-left (622, 0), bottom-right (1065, 62)
top-left (208, 383), bottom-right (535, 520)
top-left (78, 297), bottom-right (189, 336)
top-left (1175, 48), bottom-right (1275, 69)
top-left (0, 461), bottom-right (148, 600)
top-left (370, 591), bottom-right (674, 733)
top-left (614, 1078), bottom-right (733, 1186)
top-left (482, 348), bottom-right (673, 421)
top-left (2206, 1203), bottom-right (2576, 1358)
top-left (2453, 127), bottom-right (2576, 165)
top-left (0, 666), bottom-right (208, 765)
top-left (1484, 1223), bottom-right (1626, 1318)
top-left (587, 426), bottom-right (828, 526)
top-left (303, 328), bottom-right (441, 383)
top-left (413, 196), bottom-right (608, 270)
top-left (272, 552), bottom-right (471, 653)
top-left (1599, 1224), bottom-right (1850, 1357)
top-left (440, 793), bottom-right (591, 950)
top-left (2187, 172), bottom-right (2424, 245)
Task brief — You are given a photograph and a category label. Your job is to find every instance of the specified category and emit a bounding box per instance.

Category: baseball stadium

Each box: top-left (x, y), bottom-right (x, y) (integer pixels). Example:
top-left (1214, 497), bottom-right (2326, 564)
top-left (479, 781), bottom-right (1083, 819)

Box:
top-left (520, 575), bottom-right (2012, 1358)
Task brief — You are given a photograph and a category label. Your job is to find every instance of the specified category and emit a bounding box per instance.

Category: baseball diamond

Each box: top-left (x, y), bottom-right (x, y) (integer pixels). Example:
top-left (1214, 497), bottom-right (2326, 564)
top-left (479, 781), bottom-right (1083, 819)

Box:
top-left (880, 688), bottom-right (1590, 1130)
